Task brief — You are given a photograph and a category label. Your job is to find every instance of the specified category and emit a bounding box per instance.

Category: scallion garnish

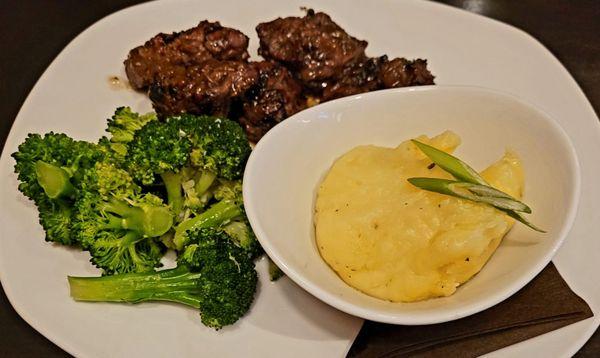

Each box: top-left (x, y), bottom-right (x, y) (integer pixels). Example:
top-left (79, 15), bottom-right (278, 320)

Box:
top-left (408, 140), bottom-right (545, 232)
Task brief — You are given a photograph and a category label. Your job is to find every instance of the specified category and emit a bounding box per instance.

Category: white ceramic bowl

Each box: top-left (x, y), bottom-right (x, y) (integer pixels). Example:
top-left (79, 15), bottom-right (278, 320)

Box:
top-left (243, 86), bottom-right (580, 325)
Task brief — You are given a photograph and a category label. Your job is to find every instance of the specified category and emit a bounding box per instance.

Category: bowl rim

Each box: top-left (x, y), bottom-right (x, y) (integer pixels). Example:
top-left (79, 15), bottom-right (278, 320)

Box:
top-left (243, 84), bottom-right (581, 325)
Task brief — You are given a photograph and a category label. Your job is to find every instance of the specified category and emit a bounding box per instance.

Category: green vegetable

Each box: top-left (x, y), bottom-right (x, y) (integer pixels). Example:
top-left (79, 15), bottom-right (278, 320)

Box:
top-left (73, 161), bottom-right (172, 274)
top-left (13, 107), bottom-right (263, 329)
top-left (223, 220), bottom-right (263, 259)
top-left (409, 140), bottom-right (544, 232)
top-left (68, 226), bottom-right (258, 329)
top-left (12, 133), bottom-right (104, 244)
top-left (36, 198), bottom-right (73, 245)
top-left (407, 178), bottom-right (531, 213)
top-left (268, 257), bottom-right (285, 281)
top-left (125, 114), bottom-right (251, 219)
top-left (173, 199), bottom-right (243, 250)
top-left (106, 106), bottom-right (157, 145)
top-left (411, 140), bottom-right (486, 185)
top-left (35, 161), bottom-right (75, 199)
top-left (500, 209), bottom-right (546, 233)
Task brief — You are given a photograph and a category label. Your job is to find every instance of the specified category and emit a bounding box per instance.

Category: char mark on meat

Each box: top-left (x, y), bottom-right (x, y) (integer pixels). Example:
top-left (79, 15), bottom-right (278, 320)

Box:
top-left (321, 56), bottom-right (386, 101)
top-left (149, 60), bottom-right (258, 118)
top-left (322, 56), bottom-right (435, 101)
top-left (239, 61), bottom-right (307, 142)
top-left (125, 21), bottom-right (250, 89)
top-left (379, 58), bottom-right (434, 89)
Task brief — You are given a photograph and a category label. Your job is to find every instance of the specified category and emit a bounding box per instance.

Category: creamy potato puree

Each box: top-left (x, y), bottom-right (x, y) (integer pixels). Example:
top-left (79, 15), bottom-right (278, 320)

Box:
top-left (314, 131), bottom-right (523, 302)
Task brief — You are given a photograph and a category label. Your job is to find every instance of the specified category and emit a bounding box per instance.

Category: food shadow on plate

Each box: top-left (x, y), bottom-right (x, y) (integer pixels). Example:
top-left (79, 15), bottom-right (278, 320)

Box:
top-left (501, 237), bottom-right (540, 247)
top-left (245, 257), bottom-right (361, 340)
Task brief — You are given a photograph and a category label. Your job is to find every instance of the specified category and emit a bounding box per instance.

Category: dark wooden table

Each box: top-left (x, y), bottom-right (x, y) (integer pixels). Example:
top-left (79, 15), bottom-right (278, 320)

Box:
top-left (0, 1), bottom-right (598, 356)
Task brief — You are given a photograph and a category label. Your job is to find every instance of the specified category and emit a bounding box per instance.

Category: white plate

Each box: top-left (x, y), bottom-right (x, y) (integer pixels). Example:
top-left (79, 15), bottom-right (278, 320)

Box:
top-left (0, 0), bottom-right (597, 357)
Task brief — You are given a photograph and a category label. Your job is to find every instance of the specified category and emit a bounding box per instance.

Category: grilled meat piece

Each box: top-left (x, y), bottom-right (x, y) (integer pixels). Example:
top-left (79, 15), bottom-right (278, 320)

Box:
top-left (149, 60), bottom-right (258, 117)
top-left (125, 21), bottom-right (250, 89)
top-left (322, 56), bottom-right (435, 101)
top-left (257, 9), bottom-right (435, 101)
top-left (321, 56), bottom-right (385, 101)
top-left (256, 9), bottom-right (368, 92)
top-left (379, 58), bottom-right (434, 89)
top-left (239, 61), bottom-right (306, 142)
top-left (123, 11), bottom-right (436, 142)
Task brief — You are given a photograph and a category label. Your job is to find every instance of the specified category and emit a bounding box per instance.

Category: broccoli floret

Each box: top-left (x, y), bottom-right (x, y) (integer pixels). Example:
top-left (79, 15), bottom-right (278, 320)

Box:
top-left (12, 133), bottom-right (104, 244)
top-left (72, 162), bottom-right (172, 274)
top-left (68, 226), bottom-right (258, 329)
top-left (223, 220), bottom-right (262, 259)
top-left (125, 115), bottom-right (250, 218)
top-left (106, 107), bottom-right (157, 144)
top-left (175, 179), bottom-right (261, 257)
top-left (97, 136), bottom-right (127, 164)
top-left (177, 228), bottom-right (258, 328)
top-left (126, 119), bottom-right (192, 217)
top-left (176, 115), bottom-right (251, 180)
top-left (126, 120), bottom-right (192, 185)
top-left (173, 198), bottom-right (243, 250)
top-left (102, 107), bottom-right (158, 159)
top-left (212, 179), bottom-right (242, 202)
top-left (12, 133), bottom-right (103, 202)
top-left (36, 196), bottom-right (73, 245)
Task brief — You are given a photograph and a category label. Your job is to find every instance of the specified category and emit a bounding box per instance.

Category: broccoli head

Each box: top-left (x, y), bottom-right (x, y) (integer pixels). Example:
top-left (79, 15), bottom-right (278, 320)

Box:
top-left (106, 106), bottom-right (157, 144)
top-left (212, 179), bottom-right (242, 202)
top-left (12, 132), bottom-right (103, 202)
top-left (126, 119), bottom-right (192, 185)
top-left (68, 226), bottom-right (258, 329)
top-left (176, 115), bottom-right (251, 180)
top-left (36, 196), bottom-right (74, 245)
top-left (12, 133), bottom-right (104, 244)
top-left (72, 161), bottom-right (172, 274)
top-left (177, 227), bottom-right (258, 328)
top-left (125, 115), bottom-right (251, 219)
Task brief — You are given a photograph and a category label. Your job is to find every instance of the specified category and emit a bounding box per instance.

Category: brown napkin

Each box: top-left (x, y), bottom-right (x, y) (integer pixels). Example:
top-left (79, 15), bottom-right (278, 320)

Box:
top-left (348, 263), bottom-right (593, 357)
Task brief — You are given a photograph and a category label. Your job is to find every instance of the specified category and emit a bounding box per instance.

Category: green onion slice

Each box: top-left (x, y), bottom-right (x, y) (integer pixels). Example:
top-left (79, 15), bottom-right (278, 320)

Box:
top-left (408, 140), bottom-right (544, 232)
top-left (407, 178), bottom-right (531, 213)
top-left (412, 140), bottom-right (486, 184)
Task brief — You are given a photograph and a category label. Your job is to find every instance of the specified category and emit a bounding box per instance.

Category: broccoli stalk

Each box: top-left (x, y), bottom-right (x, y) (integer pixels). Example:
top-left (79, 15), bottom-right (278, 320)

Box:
top-left (34, 161), bottom-right (75, 199)
top-left (161, 171), bottom-right (185, 218)
top-left (194, 171), bottom-right (217, 195)
top-left (268, 257), bottom-right (285, 281)
top-left (68, 265), bottom-right (201, 304)
top-left (99, 197), bottom-right (173, 238)
top-left (173, 199), bottom-right (242, 250)
top-left (162, 169), bottom-right (218, 220)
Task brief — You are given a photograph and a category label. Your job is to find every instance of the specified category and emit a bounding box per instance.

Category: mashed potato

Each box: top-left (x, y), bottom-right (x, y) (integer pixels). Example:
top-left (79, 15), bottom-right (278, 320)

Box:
top-left (314, 131), bottom-right (523, 302)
